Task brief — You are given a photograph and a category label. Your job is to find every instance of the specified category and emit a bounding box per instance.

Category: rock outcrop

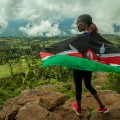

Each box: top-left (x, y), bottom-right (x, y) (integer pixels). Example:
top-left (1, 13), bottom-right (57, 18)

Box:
top-left (0, 90), bottom-right (66, 120)
top-left (90, 99), bottom-right (120, 120)
top-left (0, 90), bottom-right (120, 120)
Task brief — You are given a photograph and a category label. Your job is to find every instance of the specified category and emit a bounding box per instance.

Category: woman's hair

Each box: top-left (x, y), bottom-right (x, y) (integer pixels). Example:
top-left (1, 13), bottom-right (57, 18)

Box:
top-left (77, 14), bottom-right (98, 34)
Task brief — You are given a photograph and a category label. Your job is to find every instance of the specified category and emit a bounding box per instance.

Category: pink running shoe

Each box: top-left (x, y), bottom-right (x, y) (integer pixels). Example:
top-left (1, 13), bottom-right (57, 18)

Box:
top-left (73, 103), bottom-right (82, 116)
top-left (98, 107), bottom-right (109, 113)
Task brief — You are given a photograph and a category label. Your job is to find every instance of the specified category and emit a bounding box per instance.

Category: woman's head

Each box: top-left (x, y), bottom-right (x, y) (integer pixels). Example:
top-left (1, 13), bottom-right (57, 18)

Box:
top-left (76, 14), bottom-right (98, 34)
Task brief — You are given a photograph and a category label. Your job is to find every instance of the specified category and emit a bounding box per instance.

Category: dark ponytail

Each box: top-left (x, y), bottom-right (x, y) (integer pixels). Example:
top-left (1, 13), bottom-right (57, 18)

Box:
top-left (88, 23), bottom-right (98, 35)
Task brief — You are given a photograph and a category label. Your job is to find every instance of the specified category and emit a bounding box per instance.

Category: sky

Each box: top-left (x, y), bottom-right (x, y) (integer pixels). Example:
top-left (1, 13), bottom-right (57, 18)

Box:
top-left (0, 0), bottom-right (120, 37)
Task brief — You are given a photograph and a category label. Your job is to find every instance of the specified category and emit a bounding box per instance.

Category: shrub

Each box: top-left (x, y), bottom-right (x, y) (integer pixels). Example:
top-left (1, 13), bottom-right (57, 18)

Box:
top-left (54, 83), bottom-right (75, 99)
top-left (107, 73), bottom-right (120, 93)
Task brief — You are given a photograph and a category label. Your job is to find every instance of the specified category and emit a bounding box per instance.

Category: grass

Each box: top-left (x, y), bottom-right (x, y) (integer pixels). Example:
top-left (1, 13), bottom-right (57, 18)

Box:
top-left (53, 82), bottom-right (75, 100)
top-left (0, 58), bottom-right (42, 79)
top-left (12, 61), bottom-right (28, 73)
top-left (0, 61), bottom-right (28, 79)
top-left (0, 64), bottom-right (11, 78)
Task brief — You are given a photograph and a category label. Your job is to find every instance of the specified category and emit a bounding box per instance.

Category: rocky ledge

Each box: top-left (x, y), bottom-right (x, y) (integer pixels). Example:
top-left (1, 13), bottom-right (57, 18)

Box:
top-left (0, 90), bottom-right (120, 120)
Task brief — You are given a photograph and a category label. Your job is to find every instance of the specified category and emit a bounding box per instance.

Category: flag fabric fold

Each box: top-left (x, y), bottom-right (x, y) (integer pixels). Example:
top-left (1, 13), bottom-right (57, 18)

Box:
top-left (41, 55), bottom-right (120, 72)
top-left (40, 33), bottom-right (120, 72)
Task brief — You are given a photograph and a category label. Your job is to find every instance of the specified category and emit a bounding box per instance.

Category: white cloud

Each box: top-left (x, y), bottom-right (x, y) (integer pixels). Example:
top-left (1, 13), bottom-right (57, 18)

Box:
top-left (0, 0), bottom-right (120, 36)
top-left (63, 32), bottom-right (67, 36)
top-left (70, 29), bottom-right (78, 35)
top-left (0, 15), bottom-right (8, 33)
top-left (19, 20), bottom-right (61, 37)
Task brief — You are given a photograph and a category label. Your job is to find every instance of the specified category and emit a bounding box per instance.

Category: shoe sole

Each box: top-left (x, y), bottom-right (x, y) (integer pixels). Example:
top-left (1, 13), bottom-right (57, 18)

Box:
top-left (73, 108), bottom-right (82, 116)
top-left (98, 109), bottom-right (109, 113)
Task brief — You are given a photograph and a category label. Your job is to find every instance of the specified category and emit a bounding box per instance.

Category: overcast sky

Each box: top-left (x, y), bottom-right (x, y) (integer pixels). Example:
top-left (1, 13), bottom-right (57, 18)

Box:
top-left (0, 0), bottom-right (120, 36)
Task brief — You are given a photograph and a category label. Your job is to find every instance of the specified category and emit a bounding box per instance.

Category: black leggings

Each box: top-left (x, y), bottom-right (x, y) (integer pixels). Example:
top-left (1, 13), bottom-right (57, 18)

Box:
top-left (73, 69), bottom-right (97, 101)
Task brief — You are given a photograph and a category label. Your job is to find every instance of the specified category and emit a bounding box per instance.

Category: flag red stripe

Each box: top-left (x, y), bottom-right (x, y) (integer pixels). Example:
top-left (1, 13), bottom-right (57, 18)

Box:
top-left (67, 53), bottom-right (82, 58)
top-left (100, 56), bottom-right (120, 64)
top-left (40, 52), bottom-right (54, 59)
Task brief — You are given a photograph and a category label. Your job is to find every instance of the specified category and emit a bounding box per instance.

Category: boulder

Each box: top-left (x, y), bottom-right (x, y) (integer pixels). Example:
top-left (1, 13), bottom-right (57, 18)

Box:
top-left (90, 99), bottom-right (120, 120)
top-left (54, 99), bottom-right (84, 120)
top-left (54, 90), bottom-right (120, 120)
top-left (16, 102), bottom-right (62, 120)
top-left (0, 90), bottom-right (66, 120)
top-left (0, 106), bottom-right (3, 111)
top-left (38, 91), bottom-right (66, 111)
top-left (0, 90), bottom-right (120, 120)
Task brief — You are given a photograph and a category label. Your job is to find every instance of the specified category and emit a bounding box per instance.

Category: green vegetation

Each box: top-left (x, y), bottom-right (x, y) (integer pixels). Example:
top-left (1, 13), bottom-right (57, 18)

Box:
top-left (0, 65), bottom-right (73, 105)
top-left (0, 36), bottom-right (72, 104)
top-left (0, 64), bottom-right (11, 78)
top-left (107, 73), bottom-right (120, 93)
top-left (0, 36), bottom-right (69, 105)
top-left (103, 34), bottom-right (120, 47)
top-left (0, 35), bottom-right (120, 105)
top-left (54, 82), bottom-right (75, 100)
top-left (87, 107), bottom-right (95, 119)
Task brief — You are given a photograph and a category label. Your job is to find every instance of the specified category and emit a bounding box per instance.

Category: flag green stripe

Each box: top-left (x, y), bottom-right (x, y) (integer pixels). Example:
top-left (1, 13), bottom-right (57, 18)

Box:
top-left (41, 55), bottom-right (120, 72)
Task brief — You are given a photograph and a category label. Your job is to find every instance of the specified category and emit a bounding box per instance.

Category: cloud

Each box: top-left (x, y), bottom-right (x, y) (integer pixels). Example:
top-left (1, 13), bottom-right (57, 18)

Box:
top-left (0, 15), bottom-right (8, 33)
top-left (19, 20), bottom-right (61, 37)
top-left (69, 29), bottom-right (78, 35)
top-left (69, 20), bottom-right (79, 34)
top-left (0, 0), bottom-right (120, 36)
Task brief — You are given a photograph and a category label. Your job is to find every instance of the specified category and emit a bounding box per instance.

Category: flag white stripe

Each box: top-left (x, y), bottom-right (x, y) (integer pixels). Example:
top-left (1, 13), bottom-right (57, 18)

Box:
top-left (97, 53), bottom-right (120, 57)
top-left (110, 64), bottom-right (120, 66)
top-left (57, 50), bottom-right (79, 55)
top-left (42, 56), bottom-right (51, 60)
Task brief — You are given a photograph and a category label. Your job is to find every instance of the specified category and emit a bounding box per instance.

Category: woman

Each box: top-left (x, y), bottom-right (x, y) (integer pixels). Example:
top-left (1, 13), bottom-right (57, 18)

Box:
top-left (72, 14), bottom-right (109, 116)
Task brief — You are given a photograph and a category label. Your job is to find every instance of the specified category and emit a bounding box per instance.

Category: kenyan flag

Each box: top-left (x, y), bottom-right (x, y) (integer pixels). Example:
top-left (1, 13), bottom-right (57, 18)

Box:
top-left (40, 33), bottom-right (120, 72)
